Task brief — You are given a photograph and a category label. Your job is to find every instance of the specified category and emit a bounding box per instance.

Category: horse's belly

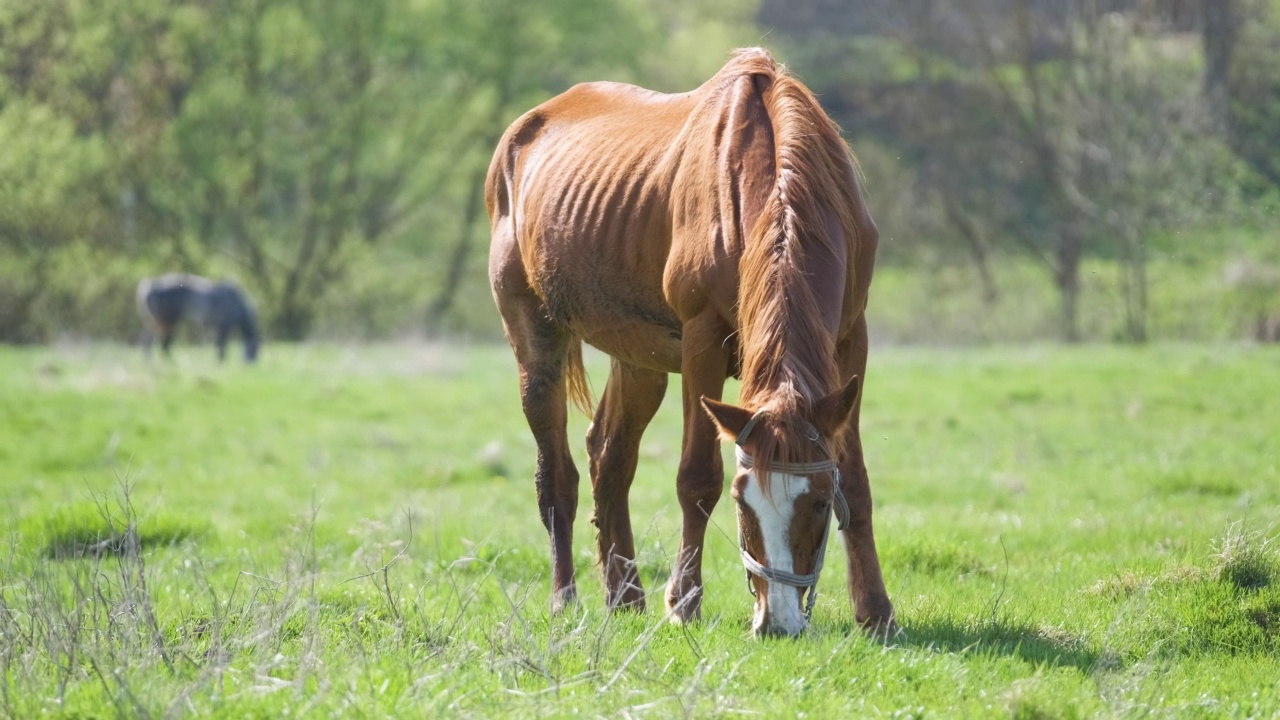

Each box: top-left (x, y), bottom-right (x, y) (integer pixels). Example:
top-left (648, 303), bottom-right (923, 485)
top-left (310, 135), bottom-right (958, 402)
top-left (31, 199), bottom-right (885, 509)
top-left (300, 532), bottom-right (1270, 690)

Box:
top-left (577, 318), bottom-right (683, 373)
top-left (530, 253), bottom-right (684, 372)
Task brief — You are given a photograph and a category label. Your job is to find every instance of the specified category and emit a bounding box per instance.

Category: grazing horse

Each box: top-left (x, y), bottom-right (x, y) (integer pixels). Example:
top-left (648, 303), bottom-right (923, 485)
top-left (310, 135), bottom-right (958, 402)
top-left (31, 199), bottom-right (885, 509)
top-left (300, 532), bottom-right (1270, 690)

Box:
top-left (487, 48), bottom-right (894, 637)
top-left (136, 273), bottom-right (261, 363)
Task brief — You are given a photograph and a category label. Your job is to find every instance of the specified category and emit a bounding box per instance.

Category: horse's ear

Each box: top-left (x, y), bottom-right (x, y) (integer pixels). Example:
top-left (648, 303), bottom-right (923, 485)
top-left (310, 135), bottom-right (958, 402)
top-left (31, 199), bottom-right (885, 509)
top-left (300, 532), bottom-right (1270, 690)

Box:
top-left (815, 375), bottom-right (860, 436)
top-left (700, 396), bottom-right (755, 443)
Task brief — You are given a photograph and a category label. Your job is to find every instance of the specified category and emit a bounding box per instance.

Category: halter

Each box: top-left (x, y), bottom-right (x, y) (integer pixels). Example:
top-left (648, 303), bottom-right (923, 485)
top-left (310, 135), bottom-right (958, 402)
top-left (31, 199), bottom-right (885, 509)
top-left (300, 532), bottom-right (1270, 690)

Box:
top-left (733, 412), bottom-right (850, 619)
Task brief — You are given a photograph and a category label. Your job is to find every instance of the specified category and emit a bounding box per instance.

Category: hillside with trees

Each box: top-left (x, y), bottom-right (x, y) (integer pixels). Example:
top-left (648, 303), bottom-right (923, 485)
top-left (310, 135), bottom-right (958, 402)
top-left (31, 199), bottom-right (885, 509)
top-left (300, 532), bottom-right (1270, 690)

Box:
top-left (2, 0), bottom-right (1276, 344)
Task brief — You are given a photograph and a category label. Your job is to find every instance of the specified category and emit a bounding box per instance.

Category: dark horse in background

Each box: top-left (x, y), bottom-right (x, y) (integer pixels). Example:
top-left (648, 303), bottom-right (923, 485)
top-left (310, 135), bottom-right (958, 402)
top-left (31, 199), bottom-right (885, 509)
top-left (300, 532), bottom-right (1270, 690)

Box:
top-left (136, 273), bottom-right (261, 363)
top-left (487, 48), bottom-right (893, 637)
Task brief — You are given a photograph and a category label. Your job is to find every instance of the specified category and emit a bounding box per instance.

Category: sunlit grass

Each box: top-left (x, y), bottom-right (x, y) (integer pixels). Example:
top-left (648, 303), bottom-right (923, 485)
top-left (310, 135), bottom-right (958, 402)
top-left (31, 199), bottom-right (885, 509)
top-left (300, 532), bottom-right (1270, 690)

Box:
top-left (1, 342), bottom-right (1278, 716)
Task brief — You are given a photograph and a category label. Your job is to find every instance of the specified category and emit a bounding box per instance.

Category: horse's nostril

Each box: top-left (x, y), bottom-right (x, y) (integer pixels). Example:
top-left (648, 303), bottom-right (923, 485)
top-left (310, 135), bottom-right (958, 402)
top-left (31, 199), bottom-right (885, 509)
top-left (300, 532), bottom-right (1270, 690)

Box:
top-left (753, 619), bottom-right (807, 639)
top-left (753, 624), bottom-right (781, 639)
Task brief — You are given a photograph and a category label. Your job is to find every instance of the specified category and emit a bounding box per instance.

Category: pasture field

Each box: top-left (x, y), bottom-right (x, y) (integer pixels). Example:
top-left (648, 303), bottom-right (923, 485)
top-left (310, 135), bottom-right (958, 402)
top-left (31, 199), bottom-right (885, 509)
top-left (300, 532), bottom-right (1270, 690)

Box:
top-left (2, 342), bottom-right (1279, 718)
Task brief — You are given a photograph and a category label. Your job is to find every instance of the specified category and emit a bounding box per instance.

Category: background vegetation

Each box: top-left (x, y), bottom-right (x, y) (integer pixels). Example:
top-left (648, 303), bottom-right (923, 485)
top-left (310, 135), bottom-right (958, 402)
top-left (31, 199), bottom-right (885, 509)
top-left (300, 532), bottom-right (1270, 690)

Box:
top-left (2, 0), bottom-right (1277, 346)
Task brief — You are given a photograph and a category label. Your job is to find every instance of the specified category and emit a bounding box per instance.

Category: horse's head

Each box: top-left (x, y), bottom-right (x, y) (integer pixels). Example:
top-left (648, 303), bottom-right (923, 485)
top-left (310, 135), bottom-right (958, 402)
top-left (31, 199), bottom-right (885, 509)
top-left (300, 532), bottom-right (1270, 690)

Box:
top-left (701, 376), bottom-right (859, 637)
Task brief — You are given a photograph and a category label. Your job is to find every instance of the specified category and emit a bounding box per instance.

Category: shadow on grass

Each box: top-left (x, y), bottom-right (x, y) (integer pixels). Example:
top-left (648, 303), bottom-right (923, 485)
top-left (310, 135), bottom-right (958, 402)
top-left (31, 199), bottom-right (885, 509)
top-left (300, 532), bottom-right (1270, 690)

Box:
top-left (27, 505), bottom-right (210, 560)
top-left (836, 616), bottom-right (1100, 672)
top-left (41, 523), bottom-right (208, 559)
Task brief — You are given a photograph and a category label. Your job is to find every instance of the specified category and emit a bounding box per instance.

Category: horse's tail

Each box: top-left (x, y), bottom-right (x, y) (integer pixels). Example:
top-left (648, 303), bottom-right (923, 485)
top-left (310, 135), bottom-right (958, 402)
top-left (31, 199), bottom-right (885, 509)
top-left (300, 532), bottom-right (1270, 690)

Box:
top-left (564, 339), bottom-right (593, 417)
top-left (136, 278), bottom-right (159, 355)
top-left (136, 278), bottom-right (157, 327)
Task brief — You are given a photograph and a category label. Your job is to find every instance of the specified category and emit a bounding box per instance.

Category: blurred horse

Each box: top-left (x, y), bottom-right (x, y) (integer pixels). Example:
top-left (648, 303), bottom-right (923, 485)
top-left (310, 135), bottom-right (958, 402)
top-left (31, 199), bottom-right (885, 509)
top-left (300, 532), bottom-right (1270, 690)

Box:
top-left (487, 48), bottom-right (893, 637)
top-left (136, 273), bottom-right (261, 362)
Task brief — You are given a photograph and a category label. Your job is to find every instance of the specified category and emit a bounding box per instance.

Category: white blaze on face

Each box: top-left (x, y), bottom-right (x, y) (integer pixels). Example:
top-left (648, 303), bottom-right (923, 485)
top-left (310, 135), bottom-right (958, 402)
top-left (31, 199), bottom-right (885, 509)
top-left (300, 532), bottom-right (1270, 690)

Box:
top-left (739, 470), bottom-right (810, 636)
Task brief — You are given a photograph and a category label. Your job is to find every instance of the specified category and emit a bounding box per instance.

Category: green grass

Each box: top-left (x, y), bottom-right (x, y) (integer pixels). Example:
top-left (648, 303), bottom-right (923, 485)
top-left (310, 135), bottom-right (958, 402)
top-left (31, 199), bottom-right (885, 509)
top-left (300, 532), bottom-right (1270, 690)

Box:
top-left (2, 342), bottom-right (1279, 717)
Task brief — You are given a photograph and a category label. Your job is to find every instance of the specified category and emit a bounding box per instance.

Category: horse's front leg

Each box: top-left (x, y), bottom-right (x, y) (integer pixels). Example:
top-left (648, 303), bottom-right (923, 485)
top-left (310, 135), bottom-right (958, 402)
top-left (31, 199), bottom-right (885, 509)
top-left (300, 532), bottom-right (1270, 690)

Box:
top-left (664, 316), bottom-right (731, 623)
top-left (836, 320), bottom-right (896, 635)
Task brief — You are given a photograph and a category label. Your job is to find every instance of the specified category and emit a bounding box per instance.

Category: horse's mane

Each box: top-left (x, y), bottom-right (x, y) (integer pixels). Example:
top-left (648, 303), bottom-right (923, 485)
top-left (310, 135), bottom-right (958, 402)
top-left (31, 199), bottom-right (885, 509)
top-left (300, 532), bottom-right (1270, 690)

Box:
top-left (727, 49), bottom-right (864, 472)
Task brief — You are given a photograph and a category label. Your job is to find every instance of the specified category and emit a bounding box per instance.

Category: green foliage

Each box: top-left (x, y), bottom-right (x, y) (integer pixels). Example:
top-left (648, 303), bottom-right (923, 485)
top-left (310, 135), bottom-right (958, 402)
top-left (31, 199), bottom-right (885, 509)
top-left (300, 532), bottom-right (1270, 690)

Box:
top-left (2, 343), bottom-right (1279, 715)
top-left (1230, 0), bottom-right (1280, 192)
top-left (0, 100), bottom-right (109, 247)
top-left (0, 244), bottom-right (160, 342)
top-left (869, 224), bottom-right (1280, 346)
top-left (1, 0), bottom-right (763, 342)
top-left (770, 2), bottom-right (1280, 343)
top-left (2, 1), bottom-right (1278, 344)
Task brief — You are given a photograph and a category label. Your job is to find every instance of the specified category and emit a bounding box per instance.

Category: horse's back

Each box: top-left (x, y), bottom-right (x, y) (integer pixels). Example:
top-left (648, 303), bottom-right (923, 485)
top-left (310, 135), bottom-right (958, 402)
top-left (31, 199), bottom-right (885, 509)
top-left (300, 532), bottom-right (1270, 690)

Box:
top-left (488, 81), bottom-right (706, 370)
top-left (136, 273), bottom-right (216, 326)
top-left (491, 80), bottom-right (695, 227)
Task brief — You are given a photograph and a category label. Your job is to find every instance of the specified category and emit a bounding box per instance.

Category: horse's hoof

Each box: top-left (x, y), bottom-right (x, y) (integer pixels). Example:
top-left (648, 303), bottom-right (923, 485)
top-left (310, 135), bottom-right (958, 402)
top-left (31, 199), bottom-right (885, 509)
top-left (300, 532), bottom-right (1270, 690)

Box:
top-left (667, 610), bottom-right (701, 626)
top-left (550, 586), bottom-right (578, 615)
top-left (859, 616), bottom-right (901, 643)
top-left (664, 588), bottom-right (703, 624)
top-left (606, 591), bottom-right (647, 614)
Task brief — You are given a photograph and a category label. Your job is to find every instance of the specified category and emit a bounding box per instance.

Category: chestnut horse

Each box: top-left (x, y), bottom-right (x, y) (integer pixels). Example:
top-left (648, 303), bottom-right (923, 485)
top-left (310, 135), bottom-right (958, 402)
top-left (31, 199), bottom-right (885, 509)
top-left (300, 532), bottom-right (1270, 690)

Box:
top-left (487, 49), bottom-right (894, 637)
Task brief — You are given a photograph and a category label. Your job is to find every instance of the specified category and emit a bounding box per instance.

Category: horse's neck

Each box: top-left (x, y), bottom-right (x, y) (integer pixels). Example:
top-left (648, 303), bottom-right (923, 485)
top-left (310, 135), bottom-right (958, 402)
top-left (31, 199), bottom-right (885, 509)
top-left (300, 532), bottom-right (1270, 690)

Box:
top-left (736, 222), bottom-right (846, 405)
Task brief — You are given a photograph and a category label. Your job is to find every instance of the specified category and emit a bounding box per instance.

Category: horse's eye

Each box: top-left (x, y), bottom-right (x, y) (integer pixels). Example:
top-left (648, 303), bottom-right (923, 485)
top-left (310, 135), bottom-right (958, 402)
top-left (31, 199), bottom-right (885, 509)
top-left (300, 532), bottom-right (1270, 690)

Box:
top-left (815, 500), bottom-right (830, 513)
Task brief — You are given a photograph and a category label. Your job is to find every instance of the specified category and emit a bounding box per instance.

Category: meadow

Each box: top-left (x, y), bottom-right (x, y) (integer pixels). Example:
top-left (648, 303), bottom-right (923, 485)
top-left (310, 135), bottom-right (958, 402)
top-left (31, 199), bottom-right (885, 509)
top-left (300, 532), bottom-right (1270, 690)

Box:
top-left (2, 341), bottom-right (1278, 717)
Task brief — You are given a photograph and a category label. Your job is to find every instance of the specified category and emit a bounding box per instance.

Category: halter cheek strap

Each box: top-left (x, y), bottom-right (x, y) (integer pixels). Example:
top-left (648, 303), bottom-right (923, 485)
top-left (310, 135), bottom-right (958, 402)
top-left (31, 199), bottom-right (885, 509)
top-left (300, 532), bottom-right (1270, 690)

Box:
top-left (733, 412), bottom-right (850, 619)
top-left (735, 413), bottom-right (764, 446)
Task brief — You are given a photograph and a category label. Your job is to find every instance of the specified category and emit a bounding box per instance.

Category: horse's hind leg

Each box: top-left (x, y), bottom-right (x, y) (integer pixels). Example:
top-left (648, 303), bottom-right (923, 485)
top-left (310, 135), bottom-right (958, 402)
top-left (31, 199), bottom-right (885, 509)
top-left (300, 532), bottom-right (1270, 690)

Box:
top-left (513, 317), bottom-right (581, 612)
top-left (492, 273), bottom-right (582, 612)
top-left (215, 323), bottom-right (231, 363)
top-left (587, 359), bottom-right (667, 612)
top-left (158, 324), bottom-right (176, 358)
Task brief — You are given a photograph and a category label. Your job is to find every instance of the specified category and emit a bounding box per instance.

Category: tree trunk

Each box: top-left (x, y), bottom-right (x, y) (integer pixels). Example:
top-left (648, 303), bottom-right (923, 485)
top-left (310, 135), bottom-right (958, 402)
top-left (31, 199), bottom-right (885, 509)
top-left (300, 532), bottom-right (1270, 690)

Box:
top-left (272, 297), bottom-right (314, 341)
top-left (1120, 231), bottom-right (1148, 344)
top-left (941, 193), bottom-right (1000, 306)
top-left (1202, 0), bottom-right (1238, 129)
top-left (424, 161), bottom-right (489, 334)
top-left (1054, 226), bottom-right (1083, 343)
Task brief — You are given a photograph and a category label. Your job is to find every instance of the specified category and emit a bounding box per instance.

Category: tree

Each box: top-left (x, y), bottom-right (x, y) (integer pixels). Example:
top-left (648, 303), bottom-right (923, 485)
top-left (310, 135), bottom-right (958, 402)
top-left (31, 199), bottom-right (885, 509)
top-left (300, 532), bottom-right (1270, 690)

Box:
top-left (157, 0), bottom-right (441, 339)
top-left (762, 0), bottom-right (1247, 342)
top-left (0, 1), bottom-right (116, 341)
top-left (1065, 13), bottom-right (1236, 342)
top-left (419, 0), bottom-right (658, 332)
top-left (1223, 0), bottom-right (1280, 193)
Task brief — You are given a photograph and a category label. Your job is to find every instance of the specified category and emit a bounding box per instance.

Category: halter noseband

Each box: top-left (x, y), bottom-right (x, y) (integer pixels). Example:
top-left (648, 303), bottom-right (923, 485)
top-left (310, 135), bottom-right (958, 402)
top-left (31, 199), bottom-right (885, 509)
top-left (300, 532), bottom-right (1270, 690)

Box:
top-left (734, 412), bottom-right (850, 619)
